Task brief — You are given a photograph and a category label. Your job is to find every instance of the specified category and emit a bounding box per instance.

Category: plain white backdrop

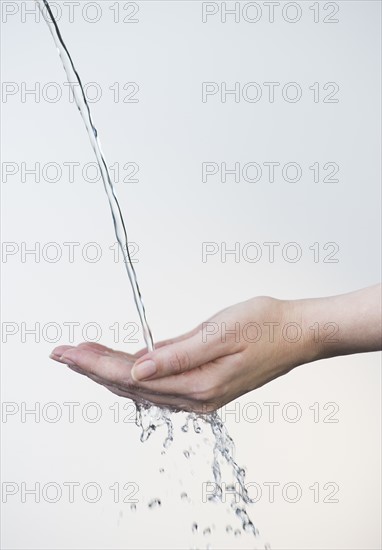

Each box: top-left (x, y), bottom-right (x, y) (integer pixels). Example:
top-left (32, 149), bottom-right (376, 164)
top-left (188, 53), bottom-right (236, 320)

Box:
top-left (1, 1), bottom-right (381, 548)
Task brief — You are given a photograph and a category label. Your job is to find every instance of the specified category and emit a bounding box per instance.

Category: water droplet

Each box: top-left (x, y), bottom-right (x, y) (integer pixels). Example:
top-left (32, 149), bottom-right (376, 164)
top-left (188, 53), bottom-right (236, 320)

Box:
top-left (234, 529), bottom-right (241, 537)
top-left (164, 437), bottom-right (173, 449)
top-left (183, 450), bottom-right (190, 458)
top-left (193, 418), bottom-right (202, 433)
top-left (148, 498), bottom-right (161, 509)
top-left (159, 468), bottom-right (165, 474)
top-left (226, 525), bottom-right (232, 533)
top-left (203, 527), bottom-right (211, 536)
top-left (191, 522), bottom-right (198, 533)
top-left (130, 503), bottom-right (136, 512)
top-left (181, 492), bottom-right (188, 500)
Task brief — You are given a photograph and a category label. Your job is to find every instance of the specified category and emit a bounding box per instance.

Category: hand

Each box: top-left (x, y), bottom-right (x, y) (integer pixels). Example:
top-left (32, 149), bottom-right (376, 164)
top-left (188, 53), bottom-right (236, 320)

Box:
top-left (50, 296), bottom-right (312, 412)
top-left (50, 285), bottom-right (381, 413)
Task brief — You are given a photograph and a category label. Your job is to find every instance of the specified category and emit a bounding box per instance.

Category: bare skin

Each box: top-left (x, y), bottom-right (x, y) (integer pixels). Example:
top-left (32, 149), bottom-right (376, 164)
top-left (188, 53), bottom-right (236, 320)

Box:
top-left (50, 284), bottom-right (382, 413)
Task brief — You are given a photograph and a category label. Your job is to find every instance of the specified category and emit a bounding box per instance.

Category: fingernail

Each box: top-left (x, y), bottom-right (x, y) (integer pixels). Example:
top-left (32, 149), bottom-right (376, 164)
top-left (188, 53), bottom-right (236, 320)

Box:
top-left (131, 359), bottom-right (156, 381)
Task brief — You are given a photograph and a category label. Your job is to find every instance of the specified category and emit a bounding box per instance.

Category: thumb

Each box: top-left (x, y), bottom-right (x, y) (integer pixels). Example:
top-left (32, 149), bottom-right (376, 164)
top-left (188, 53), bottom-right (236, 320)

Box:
top-left (131, 329), bottom-right (220, 381)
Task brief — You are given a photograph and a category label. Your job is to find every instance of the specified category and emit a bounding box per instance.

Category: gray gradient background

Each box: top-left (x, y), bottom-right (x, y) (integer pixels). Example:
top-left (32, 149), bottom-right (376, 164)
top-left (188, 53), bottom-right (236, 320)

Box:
top-left (1, 1), bottom-right (381, 549)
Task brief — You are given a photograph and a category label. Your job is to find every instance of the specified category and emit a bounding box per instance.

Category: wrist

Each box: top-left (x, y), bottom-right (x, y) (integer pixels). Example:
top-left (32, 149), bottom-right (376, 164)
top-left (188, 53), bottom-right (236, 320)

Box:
top-left (280, 298), bottom-right (326, 369)
top-left (254, 297), bottom-right (320, 377)
top-left (296, 298), bottom-right (329, 363)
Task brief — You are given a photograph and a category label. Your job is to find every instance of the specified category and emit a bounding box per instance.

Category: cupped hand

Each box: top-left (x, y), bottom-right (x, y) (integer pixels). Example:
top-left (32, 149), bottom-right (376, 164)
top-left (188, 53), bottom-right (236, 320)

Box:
top-left (50, 296), bottom-right (312, 412)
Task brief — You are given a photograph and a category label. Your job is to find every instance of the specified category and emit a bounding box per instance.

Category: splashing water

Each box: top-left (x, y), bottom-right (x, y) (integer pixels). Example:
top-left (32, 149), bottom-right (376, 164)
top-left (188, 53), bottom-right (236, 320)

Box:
top-left (36, 2), bottom-right (270, 547)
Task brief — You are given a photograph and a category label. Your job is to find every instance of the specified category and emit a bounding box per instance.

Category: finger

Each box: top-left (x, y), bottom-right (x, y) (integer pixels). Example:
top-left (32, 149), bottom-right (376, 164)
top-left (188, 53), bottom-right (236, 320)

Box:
top-left (131, 329), bottom-right (223, 382)
top-left (56, 344), bottom-right (189, 398)
top-left (50, 345), bottom-right (75, 361)
top-left (50, 342), bottom-right (111, 364)
top-left (135, 358), bottom-right (227, 411)
top-left (77, 342), bottom-right (114, 354)
top-left (51, 342), bottom-right (115, 359)
top-left (64, 355), bottom-right (198, 409)
top-left (60, 344), bottom-right (226, 411)
top-left (134, 326), bottom-right (201, 358)
top-left (59, 343), bottom-right (205, 399)
top-left (59, 346), bottom-right (135, 386)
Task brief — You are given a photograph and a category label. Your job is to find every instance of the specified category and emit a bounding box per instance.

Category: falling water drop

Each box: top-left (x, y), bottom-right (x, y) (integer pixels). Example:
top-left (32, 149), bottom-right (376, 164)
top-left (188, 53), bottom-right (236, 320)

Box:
top-left (148, 498), bottom-right (161, 509)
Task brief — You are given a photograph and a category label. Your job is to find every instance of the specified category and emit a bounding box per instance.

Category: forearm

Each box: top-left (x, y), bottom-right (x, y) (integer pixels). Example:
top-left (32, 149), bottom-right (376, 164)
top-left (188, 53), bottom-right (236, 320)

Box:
top-left (297, 284), bottom-right (382, 364)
